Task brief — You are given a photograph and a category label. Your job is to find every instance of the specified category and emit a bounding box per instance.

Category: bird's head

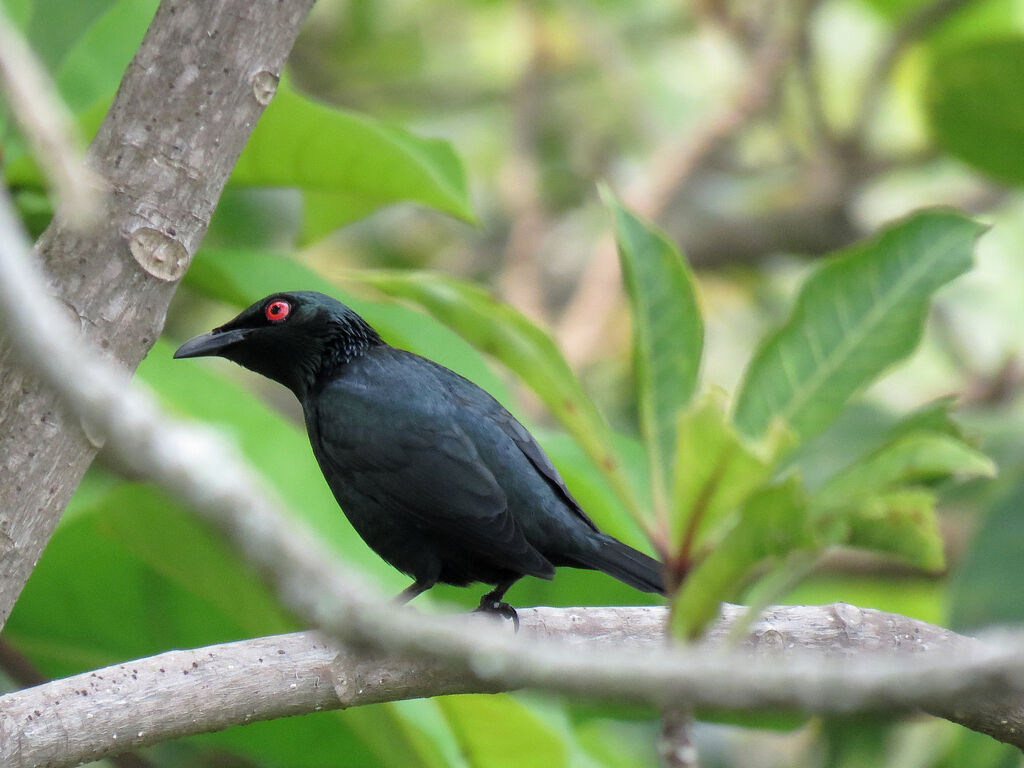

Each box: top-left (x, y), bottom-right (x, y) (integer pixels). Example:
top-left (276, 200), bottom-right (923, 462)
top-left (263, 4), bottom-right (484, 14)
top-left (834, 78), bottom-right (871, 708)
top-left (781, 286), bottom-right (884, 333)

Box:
top-left (173, 291), bottom-right (383, 399)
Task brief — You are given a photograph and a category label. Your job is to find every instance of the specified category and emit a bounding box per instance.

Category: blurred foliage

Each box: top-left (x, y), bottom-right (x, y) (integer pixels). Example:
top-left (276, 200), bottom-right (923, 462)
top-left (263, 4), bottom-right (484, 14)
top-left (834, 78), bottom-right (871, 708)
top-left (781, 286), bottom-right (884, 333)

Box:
top-left (4, 0), bottom-right (1024, 765)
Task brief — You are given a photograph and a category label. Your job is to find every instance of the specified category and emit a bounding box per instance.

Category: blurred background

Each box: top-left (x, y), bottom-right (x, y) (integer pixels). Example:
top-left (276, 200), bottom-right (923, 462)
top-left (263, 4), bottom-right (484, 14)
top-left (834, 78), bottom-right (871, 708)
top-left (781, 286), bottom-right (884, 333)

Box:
top-left (3, 0), bottom-right (1024, 765)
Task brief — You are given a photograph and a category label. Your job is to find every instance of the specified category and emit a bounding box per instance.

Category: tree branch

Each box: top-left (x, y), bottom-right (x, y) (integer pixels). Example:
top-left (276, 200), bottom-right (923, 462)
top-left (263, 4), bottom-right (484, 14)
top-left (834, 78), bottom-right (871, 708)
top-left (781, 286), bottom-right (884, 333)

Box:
top-left (0, 0), bottom-right (316, 631)
top-left (3, 604), bottom-right (1024, 768)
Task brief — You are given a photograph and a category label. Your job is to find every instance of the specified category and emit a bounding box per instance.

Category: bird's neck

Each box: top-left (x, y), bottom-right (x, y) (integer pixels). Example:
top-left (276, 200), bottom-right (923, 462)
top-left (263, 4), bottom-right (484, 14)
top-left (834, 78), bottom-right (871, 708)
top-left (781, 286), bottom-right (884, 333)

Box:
top-left (300, 316), bottom-right (385, 398)
top-left (323, 315), bottom-right (385, 367)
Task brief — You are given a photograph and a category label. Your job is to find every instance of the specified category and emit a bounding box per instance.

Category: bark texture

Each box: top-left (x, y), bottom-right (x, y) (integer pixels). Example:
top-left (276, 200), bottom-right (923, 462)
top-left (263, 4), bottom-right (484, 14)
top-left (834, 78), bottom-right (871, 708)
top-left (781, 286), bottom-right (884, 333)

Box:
top-left (1, 604), bottom-right (1020, 768)
top-left (0, 0), bottom-right (316, 630)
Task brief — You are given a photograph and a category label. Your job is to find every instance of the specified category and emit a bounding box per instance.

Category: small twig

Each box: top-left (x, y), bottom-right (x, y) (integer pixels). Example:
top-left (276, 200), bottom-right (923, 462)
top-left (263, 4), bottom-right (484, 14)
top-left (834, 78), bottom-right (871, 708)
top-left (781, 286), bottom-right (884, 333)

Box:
top-left (659, 707), bottom-right (700, 768)
top-left (0, 4), bottom-right (101, 225)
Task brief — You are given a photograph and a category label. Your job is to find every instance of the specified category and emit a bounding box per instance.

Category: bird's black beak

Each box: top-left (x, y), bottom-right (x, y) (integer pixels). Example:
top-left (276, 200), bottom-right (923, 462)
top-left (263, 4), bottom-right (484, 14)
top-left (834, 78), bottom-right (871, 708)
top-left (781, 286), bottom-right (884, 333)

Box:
top-left (173, 327), bottom-right (253, 359)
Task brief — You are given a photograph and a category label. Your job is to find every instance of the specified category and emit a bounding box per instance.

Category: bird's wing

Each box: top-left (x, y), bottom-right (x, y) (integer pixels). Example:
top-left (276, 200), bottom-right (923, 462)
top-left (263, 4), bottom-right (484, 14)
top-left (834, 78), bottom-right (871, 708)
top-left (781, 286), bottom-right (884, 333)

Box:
top-left (443, 370), bottom-right (600, 533)
top-left (312, 382), bottom-right (554, 579)
top-left (496, 412), bottom-right (600, 532)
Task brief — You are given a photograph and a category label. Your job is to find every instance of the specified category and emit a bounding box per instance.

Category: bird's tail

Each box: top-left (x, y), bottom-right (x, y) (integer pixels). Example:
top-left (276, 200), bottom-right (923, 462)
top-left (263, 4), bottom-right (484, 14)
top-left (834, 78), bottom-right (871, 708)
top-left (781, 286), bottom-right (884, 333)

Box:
top-left (578, 534), bottom-right (665, 595)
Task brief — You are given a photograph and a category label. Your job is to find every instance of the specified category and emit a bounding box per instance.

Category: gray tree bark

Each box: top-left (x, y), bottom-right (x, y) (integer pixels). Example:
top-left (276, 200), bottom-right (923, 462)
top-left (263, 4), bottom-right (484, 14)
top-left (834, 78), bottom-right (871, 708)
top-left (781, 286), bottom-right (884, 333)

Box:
top-left (2, 604), bottom-right (1020, 768)
top-left (0, 0), bottom-right (316, 630)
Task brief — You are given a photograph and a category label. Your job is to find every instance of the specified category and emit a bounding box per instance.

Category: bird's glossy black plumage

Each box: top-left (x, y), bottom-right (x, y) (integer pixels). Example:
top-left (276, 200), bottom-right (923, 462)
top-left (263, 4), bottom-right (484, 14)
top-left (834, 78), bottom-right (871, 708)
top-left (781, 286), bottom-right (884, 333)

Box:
top-left (174, 291), bottom-right (664, 623)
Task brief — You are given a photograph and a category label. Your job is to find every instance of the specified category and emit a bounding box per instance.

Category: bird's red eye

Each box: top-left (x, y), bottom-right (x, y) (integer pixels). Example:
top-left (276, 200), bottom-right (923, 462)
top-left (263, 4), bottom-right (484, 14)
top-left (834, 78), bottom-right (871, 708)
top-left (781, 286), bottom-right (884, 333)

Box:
top-left (265, 300), bottom-right (291, 323)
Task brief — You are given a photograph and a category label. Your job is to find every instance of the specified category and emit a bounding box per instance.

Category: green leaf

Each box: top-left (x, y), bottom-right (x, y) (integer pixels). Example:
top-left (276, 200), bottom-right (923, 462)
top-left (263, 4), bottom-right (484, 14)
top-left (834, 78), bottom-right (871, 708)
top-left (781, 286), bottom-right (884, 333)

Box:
top-left (809, 429), bottom-right (992, 573)
top-left (840, 489), bottom-right (945, 572)
top-left (670, 391), bottom-right (790, 555)
top-left (3, 0), bottom-right (153, 185)
top-left (952, 483), bottom-right (1024, 630)
top-left (353, 269), bottom-right (646, 528)
top-left (733, 210), bottom-right (983, 442)
top-left (786, 397), bottom-right (968, 491)
top-left (230, 84), bottom-right (475, 240)
top-left (881, 395), bottom-right (967, 443)
top-left (926, 38), bottom-right (1024, 184)
top-left (3, 0), bottom-right (33, 31)
top-left (671, 477), bottom-right (812, 640)
top-left (605, 189), bottom-right (703, 510)
top-left (813, 432), bottom-right (995, 510)
top-left (53, 0), bottom-right (154, 112)
top-left (439, 694), bottom-right (568, 768)
top-left (26, 0), bottom-right (120, 72)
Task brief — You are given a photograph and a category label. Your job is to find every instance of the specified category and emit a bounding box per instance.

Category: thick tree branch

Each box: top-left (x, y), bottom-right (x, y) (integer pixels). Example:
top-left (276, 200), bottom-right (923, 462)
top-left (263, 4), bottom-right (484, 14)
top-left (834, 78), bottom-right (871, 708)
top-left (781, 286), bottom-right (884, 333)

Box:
top-left (0, 0), bottom-right (316, 631)
top-left (2, 604), bottom-right (1024, 768)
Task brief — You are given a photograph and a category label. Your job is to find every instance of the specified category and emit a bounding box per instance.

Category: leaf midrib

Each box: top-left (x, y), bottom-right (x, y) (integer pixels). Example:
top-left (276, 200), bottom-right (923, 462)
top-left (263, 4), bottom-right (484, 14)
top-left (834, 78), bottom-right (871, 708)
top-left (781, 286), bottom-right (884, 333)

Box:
top-left (775, 236), bottom-right (961, 427)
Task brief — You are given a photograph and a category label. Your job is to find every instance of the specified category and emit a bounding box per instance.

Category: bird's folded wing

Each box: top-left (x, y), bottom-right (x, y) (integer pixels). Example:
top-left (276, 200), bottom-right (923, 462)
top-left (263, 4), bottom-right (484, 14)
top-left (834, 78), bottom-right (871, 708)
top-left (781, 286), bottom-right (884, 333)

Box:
top-left (313, 391), bottom-right (554, 578)
top-left (448, 380), bottom-right (599, 533)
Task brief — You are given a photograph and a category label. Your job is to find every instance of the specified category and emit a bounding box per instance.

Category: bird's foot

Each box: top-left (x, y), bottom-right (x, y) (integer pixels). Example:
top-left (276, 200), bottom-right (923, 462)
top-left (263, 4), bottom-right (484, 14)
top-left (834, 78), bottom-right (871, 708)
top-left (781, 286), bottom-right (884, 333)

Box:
top-left (473, 598), bottom-right (520, 632)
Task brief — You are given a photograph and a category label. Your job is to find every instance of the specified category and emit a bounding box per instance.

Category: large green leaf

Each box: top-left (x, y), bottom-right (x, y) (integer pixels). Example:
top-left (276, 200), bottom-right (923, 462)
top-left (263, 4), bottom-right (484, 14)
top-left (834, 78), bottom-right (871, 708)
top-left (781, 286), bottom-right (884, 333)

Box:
top-left (605, 190), bottom-right (703, 513)
top-left (808, 432), bottom-right (992, 572)
top-left (671, 477), bottom-right (812, 640)
top-left (786, 397), bottom-right (967, 491)
top-left (3, 0), bottom-right (154, 186)
top-left (27, 0), bottom-right (120, 72)
top-left (54, 0), bottom-right (155, 112)
top-left (670, 391), bottom-right (790, 557)
top-left (353, 269), bottom-right (646, 529)
top-left (230, 84), bottom-right (475, 241)
top-left (5, 485), bottom-right (291, 673)
top-left (2, 0), bottom-right (33, 30)
top-left (733, 210), bottom-right (982, 442)
top-left (952, 483), bottom-right (1024, 630)
top-left (439, 695), bottom-right (568, 768)
top-left (926, 38), bottom-right (1024, 185)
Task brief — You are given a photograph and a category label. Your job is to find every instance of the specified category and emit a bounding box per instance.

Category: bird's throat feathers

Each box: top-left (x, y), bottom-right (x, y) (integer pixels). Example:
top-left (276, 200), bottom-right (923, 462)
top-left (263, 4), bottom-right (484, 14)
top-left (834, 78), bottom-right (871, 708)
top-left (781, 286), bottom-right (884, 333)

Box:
top-left (320, 310), bottom-right (385, 370)
top-left (290, 308), bottom-right (385, 398)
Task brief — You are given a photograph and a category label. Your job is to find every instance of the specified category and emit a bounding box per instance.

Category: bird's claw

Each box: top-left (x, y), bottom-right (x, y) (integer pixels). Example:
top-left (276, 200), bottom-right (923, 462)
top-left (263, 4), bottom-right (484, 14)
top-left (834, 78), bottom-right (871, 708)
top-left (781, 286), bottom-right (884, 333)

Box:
top-left (473, 599), bottom-right (520, 632)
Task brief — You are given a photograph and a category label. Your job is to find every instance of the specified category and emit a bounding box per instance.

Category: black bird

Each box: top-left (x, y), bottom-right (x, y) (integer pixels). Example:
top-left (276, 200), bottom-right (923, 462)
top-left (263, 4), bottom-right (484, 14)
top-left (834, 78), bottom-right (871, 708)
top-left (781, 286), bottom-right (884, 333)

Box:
top-left (174, 291), bottom-right (664, 626)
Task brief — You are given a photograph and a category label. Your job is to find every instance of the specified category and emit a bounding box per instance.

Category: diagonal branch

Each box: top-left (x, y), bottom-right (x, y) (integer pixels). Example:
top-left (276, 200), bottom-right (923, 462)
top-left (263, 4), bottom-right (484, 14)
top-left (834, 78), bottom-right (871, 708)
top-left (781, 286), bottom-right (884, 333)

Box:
top-left (3, 604), bottom-right (1024, 768)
